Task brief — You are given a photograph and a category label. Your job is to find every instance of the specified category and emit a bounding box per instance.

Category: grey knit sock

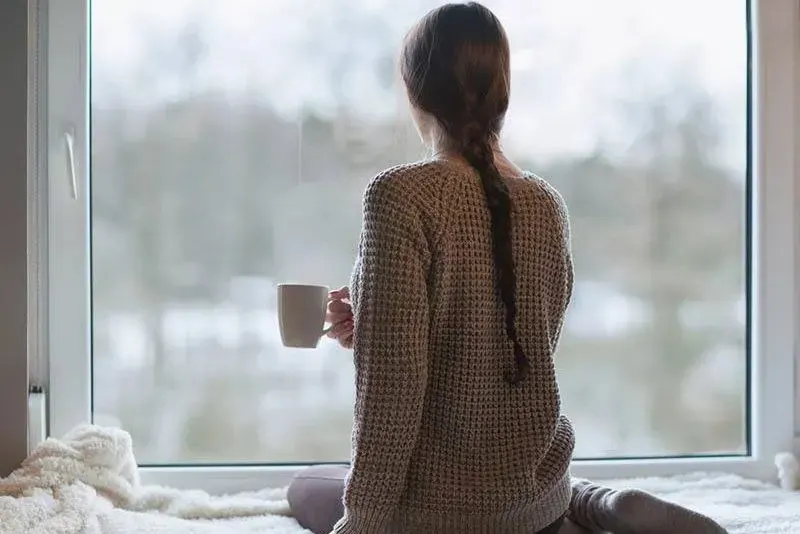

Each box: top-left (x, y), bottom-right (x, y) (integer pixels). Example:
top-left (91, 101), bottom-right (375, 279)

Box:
top-left (568, 479), bottom-right (728, 534)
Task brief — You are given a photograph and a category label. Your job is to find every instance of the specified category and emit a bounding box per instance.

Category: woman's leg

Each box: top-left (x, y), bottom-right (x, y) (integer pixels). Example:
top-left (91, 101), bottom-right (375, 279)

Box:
top-left (287, 465), bottom-right (349, 534)
top-left (568, 479), bottom-right (727, 534)
top-left (536, 515), bottom-right (566, 534)
top-left (288, 469), bottom-right (728, 534)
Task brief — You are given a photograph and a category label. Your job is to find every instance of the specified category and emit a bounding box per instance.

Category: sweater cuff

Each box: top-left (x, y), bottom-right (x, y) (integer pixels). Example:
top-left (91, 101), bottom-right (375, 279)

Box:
top-left (331, 506), bottom-right (394, 534)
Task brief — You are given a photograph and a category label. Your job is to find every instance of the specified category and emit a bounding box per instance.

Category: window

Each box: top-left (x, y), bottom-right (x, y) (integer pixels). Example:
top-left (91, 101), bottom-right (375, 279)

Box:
top-left (42, 0), bottom-right (797, 491)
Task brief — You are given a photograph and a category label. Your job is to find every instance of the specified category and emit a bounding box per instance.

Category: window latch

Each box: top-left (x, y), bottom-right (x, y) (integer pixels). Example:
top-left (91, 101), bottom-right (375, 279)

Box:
top-left (64, 131), bottom-right (78, 200)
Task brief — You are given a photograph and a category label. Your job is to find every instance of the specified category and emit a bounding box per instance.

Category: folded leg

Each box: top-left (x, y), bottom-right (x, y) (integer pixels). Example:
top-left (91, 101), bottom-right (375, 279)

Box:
top-left (568, 479), bottom-right (727, 534)
top-left (287, 465), bottom-right (349, 534)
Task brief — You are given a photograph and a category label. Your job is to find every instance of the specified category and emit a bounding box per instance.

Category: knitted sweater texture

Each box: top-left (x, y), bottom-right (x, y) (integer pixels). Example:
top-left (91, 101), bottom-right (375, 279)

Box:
top-left (333, 159), bottom-right (576, 534)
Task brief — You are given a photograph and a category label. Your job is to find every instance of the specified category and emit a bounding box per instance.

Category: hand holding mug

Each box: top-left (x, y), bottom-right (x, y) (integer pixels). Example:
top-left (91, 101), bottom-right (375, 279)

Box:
top-left (276, 283), bottom-right (353, 349)
top-left (326, 286), bottom-right (354, 349)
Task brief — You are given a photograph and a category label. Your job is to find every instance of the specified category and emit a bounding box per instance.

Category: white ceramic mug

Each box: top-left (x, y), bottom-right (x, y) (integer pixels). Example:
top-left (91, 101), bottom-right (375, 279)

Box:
top-left (277, 283), bottom-right (331, 349)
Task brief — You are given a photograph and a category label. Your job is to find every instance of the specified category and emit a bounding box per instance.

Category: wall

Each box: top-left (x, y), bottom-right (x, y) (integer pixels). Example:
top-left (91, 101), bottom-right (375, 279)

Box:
top-left (794, 14), bottom-right (800, 434)
top-left (0, 0), bottom-right (29, 477)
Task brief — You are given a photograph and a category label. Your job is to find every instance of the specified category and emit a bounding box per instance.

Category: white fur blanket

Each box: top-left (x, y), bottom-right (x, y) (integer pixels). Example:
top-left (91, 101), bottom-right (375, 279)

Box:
top-left (1, 425), bottom-right (799, 533)
top-left (0, 425), bottom-right (304, 533)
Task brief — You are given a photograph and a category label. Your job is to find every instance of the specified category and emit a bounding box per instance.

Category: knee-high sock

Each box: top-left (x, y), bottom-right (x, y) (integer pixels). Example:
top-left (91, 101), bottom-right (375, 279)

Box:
top-left (568, 479), bottom-right (728, 534)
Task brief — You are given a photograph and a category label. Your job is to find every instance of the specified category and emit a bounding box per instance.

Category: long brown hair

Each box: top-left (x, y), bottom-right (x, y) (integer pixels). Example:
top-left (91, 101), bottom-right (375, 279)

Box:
top-left (401, 2), bottom-right (529, 384)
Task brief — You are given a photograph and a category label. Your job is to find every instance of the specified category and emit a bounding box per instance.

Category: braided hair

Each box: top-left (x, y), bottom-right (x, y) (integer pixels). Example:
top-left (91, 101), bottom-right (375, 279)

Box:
top-left (400, 2), bottom-right (529, 384)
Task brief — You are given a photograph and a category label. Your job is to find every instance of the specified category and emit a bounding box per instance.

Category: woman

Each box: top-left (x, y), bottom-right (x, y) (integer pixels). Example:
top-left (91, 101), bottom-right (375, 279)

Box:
top-left (288, 3), bottom-right (727, 533)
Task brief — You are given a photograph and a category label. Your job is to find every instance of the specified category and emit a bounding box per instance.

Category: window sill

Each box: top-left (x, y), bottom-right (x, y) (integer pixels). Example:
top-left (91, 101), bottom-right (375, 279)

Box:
top-left (138, 453), bottom-right (795, 496)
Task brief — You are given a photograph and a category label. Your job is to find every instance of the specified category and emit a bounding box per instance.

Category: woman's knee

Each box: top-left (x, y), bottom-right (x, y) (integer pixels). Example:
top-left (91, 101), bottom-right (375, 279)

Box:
top-left (287, 465), bottom-right (349, 534)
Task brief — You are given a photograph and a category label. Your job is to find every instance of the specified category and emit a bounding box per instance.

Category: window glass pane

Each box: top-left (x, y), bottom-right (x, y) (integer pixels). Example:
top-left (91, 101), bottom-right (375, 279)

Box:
top-left (90, 0), bottom-right (748, 464)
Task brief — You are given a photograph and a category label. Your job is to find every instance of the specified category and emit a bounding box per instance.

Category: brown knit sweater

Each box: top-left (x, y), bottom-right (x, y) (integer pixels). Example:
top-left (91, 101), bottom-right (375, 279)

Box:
top-left (333, 158), bottom-right (576, 534)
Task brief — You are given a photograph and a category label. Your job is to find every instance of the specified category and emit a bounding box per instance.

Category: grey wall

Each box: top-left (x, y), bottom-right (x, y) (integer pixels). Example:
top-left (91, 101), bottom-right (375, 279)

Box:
top-left (0, 0), bottom-right (29, 477)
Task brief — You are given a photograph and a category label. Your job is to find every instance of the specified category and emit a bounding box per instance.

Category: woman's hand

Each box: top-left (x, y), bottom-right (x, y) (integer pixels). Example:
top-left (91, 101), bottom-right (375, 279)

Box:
top-left (326, 286), bottom-right (354, 349)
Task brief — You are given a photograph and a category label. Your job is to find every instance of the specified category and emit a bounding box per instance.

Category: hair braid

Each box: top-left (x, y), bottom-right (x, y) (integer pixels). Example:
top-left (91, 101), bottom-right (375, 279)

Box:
top-left (461, 125), bottom-right (530, 384)
top-left (400, 2), bottom-right (523, 383)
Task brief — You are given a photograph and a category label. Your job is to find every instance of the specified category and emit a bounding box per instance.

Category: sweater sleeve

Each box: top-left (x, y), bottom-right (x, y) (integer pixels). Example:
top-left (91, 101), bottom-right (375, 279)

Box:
top-left (554, 190), bottom-right (574, 345)
top-left (333, 171), bottom-right (430, 533)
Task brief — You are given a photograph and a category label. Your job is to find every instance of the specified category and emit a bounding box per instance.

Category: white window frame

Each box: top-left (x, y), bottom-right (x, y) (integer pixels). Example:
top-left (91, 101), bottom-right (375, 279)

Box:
top-left (38, 0), bottom-right (798, 494)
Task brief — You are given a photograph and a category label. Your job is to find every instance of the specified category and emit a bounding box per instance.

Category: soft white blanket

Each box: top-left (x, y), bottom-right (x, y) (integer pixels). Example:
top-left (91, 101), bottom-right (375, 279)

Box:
top-left (1, 425), bottom-right (799, 533)
top-left (0, 425), bottom-right (304, 533)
